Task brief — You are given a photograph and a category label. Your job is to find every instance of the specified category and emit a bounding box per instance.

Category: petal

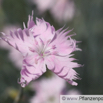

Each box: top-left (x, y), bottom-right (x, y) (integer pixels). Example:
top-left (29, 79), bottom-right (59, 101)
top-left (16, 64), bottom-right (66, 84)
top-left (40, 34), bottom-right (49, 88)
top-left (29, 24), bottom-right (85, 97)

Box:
top-left (46, 55), bottom-right (81, 86)
top-left (23, 54), bottom-right (46, 74)
top-left (49, 28), bottom-right (81, 56)
top-left (27, 11), bottom-right (35, 29)
top-left (19, 67), bottom-right (40, 87)
top-left (0, 28), bottom-right (35, 56)
top-left (31, 18), bottom-right (55, 44)
top-left (45, 56), bottom-right (55, 70)
top-left (19, 54), bottom-right (47, 87)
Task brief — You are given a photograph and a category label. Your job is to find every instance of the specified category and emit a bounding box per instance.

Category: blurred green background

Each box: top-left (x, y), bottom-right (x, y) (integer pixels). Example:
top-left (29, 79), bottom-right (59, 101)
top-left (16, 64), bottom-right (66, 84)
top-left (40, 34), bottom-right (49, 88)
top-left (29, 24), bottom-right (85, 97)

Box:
top-left (0, 0), bottom-right (103, 103)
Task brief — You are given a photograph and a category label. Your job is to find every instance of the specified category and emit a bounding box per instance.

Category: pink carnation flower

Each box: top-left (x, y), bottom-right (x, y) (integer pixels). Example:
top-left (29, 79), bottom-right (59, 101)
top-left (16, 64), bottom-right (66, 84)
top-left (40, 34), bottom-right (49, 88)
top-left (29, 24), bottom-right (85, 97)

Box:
top-left (0, 13), bottom-right (81, 87)
top-left (31, 0), bottom-right (75, 23)
top-left (50, 0), bottom-right (75, 23)
top-left (30, 75), bottom-right (81, 103)
top-left (30, 75), bottom-right (66, 103)
top-left (31, 0), bottom-right (54, 13)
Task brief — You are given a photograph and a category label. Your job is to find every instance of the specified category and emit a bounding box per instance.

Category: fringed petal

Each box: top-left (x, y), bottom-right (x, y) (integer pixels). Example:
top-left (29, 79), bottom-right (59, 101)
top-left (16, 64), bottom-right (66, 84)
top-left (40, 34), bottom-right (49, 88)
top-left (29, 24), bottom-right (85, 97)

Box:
top-left (0, 28), bottom-right (35, 56)
top-left (46, 56), bottom-right (81, 86)
top-left (19, 54), bottom-right (47, 87)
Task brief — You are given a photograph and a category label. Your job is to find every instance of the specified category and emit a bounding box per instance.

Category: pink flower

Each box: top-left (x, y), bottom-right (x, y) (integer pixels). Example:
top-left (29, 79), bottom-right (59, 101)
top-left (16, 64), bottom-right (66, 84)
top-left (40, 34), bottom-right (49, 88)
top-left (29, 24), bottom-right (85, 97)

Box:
top-left (0, 13), bottom-right (81, 87)
top-left (50, 0), bottom-right (75, 23)
top-left (30, 75), bottom-right (81, 103)
top-left (30, 75), bottom-right (66, 103)
top-left (31, 0), bottom-right (75, 23)
top-left (31, 0), bottom-right (54, 14)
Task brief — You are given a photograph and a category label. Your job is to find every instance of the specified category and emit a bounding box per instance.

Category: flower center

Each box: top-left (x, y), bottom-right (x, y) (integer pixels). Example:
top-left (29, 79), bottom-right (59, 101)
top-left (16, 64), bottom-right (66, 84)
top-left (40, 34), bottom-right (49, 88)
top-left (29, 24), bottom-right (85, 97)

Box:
top-left (29, 38), bottom-right (57, 64)
top-left (37, 38), bottom-right (56, 57)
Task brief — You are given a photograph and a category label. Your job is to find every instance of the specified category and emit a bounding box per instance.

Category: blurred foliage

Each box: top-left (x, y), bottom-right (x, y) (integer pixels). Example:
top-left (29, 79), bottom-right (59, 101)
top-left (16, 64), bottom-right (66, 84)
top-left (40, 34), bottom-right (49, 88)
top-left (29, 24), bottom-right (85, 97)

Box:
top-left (73, 0), bottom-right (103, 94)
top-left (2, 0), bottom-right (31, 25)
top-left (0, 49), bottom-right (19, 102)
top-left (0, 0), bottom-right (103, 102)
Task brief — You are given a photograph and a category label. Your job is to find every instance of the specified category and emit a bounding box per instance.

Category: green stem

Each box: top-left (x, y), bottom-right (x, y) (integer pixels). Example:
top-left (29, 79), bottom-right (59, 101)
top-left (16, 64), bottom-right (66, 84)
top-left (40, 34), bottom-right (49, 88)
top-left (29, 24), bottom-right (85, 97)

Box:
top-left (13, 86), bottom-right (23, 103)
